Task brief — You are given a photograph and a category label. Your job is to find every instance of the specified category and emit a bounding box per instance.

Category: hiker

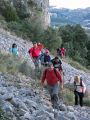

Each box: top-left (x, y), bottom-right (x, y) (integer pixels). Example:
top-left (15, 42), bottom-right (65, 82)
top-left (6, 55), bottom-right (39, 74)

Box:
top-left (28, 42), bottom-right (41, 68)
top-left (40, 49), bottom-right (51, 66)
top-left (41, 62), bottom-right (64, 109)
top-left (43, 49), bottom-right (51, 66)
top-left (60, 47), bottom-right (66, 58)
top-left (9, 43), bottom-right (19, 56)
top-left (37, 42), bottom-right (44, 51)
top-left (51, 56), bottom-right (64, 76)
top-left (56, 48), bottom-right (60, 56)
top-left (74, 75), bottom-right (86, 107)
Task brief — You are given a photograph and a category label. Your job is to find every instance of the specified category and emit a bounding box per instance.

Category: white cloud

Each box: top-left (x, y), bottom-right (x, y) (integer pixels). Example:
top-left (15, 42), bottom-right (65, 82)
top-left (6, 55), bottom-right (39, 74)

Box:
top-left (49, 0), bottom-right (90, 9)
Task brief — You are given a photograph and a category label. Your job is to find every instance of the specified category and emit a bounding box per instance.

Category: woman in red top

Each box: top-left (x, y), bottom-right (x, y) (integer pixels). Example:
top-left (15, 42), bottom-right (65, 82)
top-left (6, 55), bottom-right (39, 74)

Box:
top-left (60, 47), bottom-right (66, 58)
top-left (28, 42), bottom-right (41, 68)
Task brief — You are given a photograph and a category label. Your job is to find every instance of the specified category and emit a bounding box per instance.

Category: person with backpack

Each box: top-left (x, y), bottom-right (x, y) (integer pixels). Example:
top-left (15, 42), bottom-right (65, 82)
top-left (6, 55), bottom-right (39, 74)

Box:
top-left (41, 62), bottom-right (64, 109)
top-left (74, 75), bottom-right (86, 107)
top-left (51, 56), bottom-right (64, 76)
top-left (43, 49), bottom-right (51, 66)
top-left (40, 49), bottom-right (51, 66)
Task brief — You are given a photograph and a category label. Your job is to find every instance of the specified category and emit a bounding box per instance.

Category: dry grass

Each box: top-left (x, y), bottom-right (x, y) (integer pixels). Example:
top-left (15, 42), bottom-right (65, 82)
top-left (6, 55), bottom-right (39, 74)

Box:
top-left (63, 57), bottom-right (90, 74)
top-left (0, 51), bottom-right (35, 77)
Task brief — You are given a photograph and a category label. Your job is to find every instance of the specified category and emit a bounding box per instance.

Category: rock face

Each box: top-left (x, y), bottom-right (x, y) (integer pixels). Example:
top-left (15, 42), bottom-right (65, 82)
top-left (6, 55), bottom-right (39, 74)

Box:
top-left (0, 0), bottom-right (50, 28)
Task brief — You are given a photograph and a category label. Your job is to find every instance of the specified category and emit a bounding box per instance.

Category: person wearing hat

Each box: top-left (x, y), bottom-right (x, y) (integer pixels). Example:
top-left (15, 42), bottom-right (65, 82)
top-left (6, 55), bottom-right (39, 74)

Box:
top-left (74, 75), bottom-right (86, 107)
top-left (43, 49), bottom-right (51, 66)
top-left (40, 49), bottom-right (51, 66)
top-left (41, 62), bottom-right (64, 109)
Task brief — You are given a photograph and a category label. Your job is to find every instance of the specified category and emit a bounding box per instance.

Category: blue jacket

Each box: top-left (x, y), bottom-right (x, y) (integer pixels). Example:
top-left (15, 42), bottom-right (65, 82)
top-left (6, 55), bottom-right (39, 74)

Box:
top-left (44, 54), bottom-right (51, 63)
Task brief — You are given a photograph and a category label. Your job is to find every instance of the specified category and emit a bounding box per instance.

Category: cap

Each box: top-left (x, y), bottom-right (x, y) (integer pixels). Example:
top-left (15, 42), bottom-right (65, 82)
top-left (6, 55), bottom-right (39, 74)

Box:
top-left (45, 49), bottom-right (49, 53)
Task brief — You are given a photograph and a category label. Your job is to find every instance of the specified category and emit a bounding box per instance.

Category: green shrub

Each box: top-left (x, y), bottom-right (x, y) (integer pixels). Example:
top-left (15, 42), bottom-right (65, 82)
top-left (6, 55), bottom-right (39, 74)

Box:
top-left (1, 5), bottom-right (19, 22)
top-left (19, 61), bottom-right (34, 77)
top-left (59, 88), bottom-right (74, 105)
top-left (0, 52), bottom-right (34, 77)
top-left (41, 27), bottom-right (62, 51)
top-left (8, 20), bottom-right (43, 40)
top-left (0, 52), bottom-right (21, 73)
top-left (0, 107), bottom-right (10, 120)
top-left (0, 15), bottom-right (5, 20)
top-left (59, 25), bottom-right (88, 66)
top-left (84, 98), bottom-right (90, 107)
top-left (63, 57), bottom-right (90, 73)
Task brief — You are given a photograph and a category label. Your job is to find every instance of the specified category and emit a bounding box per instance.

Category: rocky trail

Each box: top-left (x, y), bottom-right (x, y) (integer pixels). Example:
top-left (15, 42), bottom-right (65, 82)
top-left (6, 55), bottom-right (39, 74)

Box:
top-left (0, 29), bottom-right (90, 120)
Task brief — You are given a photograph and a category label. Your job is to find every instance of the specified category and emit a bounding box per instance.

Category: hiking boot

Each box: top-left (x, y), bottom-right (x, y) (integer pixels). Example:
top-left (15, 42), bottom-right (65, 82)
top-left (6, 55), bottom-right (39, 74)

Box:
top-left (51, 94), bottom-right (59, 110)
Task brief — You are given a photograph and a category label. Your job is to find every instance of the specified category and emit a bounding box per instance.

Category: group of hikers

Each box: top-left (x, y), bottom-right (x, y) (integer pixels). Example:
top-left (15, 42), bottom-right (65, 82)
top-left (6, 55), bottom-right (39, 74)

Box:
top-left (9, 42), bottom-right (86, 110)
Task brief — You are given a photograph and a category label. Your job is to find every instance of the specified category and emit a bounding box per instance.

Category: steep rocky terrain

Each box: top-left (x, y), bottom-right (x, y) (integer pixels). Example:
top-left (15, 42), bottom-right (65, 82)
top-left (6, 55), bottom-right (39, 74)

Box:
top-left (0, 72), bottom-right (90, 120)
top-left (0, 29), bottom-right (90, 120)
top-left (0, 28), bottom-right (90, 90)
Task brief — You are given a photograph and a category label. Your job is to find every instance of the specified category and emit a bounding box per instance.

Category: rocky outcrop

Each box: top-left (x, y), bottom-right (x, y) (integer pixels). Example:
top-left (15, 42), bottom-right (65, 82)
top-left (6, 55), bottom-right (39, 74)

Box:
top-left (0, 0), bottom-right (50, 28)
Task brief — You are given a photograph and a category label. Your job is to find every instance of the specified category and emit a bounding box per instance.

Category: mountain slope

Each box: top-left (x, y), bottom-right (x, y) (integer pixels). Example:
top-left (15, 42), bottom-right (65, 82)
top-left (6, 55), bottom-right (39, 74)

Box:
top-left (0, 29), bottom-right (90, 120)
top-left (0, 28), bottom-right (90, 90)
top-left (49, 7), bottom-right (90, 28)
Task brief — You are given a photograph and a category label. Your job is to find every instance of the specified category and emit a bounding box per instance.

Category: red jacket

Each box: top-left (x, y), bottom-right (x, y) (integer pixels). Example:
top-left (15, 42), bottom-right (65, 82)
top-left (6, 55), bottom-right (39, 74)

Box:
top-left (28, 47), bottom-right (41, 58)
top-left (60, 48), bottom-right (65, 54)
top-left (41, 68), bottom-right (63, 86)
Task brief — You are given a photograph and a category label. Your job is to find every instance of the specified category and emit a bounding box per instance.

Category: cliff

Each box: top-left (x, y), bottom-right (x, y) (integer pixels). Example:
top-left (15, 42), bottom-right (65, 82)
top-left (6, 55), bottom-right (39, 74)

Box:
top-left (0, 0), bottom-right (50, 28)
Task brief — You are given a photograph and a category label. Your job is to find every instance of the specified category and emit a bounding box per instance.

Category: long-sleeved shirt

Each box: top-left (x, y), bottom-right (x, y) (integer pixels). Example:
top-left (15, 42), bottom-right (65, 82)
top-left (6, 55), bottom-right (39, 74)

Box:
top-left (41, 68), bottom-right (63, 86)
top-left (44, 54), bottom-right (51, 63)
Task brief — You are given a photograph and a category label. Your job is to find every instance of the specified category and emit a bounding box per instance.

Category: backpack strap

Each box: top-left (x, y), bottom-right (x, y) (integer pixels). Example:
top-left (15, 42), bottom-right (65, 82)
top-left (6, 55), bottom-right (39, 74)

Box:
top-left (80, 77), bottom-right (83, 87)
top-left (74, 77), bottom-right (83, 86)
top-left (74, 77), bottom-right (83, 91)
top-left (45, 68), bottom-right (58, 78)
top-left (54, 68), bottom-right (58, 78)
top-left (45, 69), bottom-right (47, 78)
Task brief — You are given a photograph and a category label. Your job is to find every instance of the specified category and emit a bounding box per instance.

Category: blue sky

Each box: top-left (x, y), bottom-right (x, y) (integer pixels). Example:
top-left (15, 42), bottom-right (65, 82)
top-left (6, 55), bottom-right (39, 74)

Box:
top-left (49, 0), bottom-right (90, 9)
